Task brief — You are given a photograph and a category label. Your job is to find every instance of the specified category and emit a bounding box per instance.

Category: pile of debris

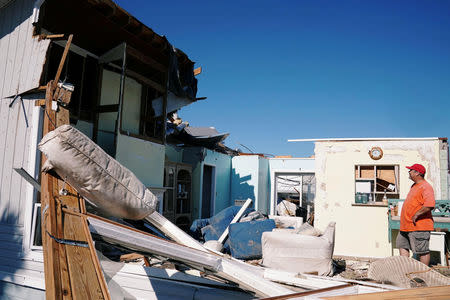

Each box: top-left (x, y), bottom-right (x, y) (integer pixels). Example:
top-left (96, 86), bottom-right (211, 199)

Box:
top-left (38, 123), bottom-right (450, 299)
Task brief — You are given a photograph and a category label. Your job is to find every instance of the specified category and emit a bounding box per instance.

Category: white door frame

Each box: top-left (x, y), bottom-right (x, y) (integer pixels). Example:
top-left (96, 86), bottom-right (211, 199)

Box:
top-left (270, 169), bottom-right (314, 215)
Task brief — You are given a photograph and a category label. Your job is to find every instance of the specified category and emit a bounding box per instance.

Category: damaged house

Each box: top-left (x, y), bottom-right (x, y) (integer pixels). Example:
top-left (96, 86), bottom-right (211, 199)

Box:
top-left (0, 0), bottom-right (217, 297)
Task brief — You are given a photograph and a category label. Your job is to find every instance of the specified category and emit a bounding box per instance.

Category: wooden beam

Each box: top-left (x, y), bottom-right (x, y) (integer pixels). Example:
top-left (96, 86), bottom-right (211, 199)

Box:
top-left (34, 99), bottom-right (46, 106)
top-left (41, 81), bottom-right (63, 300)
top-left (194, 67), bottom-right (202, 76)
top-left (38, 34), bottom-right (65, 41)
top-left (52, 34), bottom-right (73, 91)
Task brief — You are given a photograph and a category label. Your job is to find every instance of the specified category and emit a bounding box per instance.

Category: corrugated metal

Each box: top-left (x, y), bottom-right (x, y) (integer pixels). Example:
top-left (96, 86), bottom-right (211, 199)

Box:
top-left (0, 0), bottom-right (47, 226)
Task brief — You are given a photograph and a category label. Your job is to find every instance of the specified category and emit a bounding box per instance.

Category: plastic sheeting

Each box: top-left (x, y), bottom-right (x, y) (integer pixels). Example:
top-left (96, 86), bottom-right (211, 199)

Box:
top-left (39, 125), bottom-right (157, 220)
top-left (262, 222), bottom-right (336, 276)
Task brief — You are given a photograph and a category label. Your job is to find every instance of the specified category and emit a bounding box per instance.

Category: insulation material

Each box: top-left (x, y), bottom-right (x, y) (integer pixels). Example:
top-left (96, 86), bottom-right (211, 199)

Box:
top-left (262, 222), bottom-right (335, 276)
top-left (276, 200), bottom-right (297, 216)
top-left (368, 256), bottom-right (450, 288)
top-left (38, 125), bottom-right (157, 220)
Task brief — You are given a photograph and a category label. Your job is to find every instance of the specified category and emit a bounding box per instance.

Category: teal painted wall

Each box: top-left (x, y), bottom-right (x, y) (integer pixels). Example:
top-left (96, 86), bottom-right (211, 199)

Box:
top-left (182, 147), bottom-right (232, 219)
top-left (165, 144), bottom-right (184, 163)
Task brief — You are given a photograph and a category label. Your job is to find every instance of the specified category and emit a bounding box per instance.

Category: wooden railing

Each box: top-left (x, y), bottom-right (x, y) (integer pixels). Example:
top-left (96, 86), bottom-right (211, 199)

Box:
top-left (387, 199), bottom-right (450, 242)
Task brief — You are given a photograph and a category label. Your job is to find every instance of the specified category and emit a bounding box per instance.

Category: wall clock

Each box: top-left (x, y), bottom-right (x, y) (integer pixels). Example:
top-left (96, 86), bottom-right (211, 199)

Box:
top-left (369, 147), bottom-right (383, 160)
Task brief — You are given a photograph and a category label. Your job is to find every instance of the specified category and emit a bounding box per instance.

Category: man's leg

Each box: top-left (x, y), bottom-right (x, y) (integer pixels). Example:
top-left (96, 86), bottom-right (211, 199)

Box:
top-left (399, 248), bottom-right (410, 257)
top-left (410, 231), bottom-right (431, 266)
top-left (396, 231), bottom-right (411, 257)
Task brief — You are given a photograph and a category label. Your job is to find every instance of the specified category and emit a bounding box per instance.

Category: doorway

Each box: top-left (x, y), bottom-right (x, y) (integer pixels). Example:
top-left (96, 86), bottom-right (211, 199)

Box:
top-left (201, 164), bottom-right (216, 218)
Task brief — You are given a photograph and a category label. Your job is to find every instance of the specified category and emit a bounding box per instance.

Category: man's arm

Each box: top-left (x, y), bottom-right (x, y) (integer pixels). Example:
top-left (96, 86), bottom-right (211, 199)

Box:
top-left (412, 206), bottom-right (434, 225)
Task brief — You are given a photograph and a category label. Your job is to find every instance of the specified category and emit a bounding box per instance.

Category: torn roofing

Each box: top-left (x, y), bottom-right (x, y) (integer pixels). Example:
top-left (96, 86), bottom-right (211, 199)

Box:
top-left (38, 0), bottom-right (195, 67)
top-left (33, 0), bottom-right (198, 100)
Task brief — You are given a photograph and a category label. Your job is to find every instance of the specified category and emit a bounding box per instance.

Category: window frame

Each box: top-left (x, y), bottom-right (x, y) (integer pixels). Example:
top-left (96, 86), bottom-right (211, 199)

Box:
top-left (354, 164), bottom-right (400, 206)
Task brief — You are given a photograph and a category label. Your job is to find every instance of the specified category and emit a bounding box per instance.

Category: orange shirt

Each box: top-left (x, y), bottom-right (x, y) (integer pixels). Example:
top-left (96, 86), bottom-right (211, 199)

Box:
top-left (400, 180), bottom-right (435, 232)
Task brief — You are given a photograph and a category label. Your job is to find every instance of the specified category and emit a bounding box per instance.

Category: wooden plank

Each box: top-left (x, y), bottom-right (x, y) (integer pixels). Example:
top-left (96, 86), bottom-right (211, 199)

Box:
top-left (52, 34), bottom-right (73, 91)
top-left (63, 213), bottom-right (105, 300)
top-left (40, 81), bottom-right (62, 300)
top-left (52, 70), bottom-right (110, 300)
top-left (194, 67), bottom-right (202, 76)
top-left (322, 285), bottom-right (450, 300)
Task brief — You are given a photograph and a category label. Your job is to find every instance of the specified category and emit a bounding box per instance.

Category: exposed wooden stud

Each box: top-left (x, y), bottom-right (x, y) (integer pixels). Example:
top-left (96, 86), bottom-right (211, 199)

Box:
top-left (41, 81), bottom-right (62, 300)
top-left (38, 34), bottom-right (65, 41)
top-left (52, 34), bottom-right (73, 91)
top-left (34, 99), bottom-right (46, 106)
top-left (194, 67), bottom-right (202, 76)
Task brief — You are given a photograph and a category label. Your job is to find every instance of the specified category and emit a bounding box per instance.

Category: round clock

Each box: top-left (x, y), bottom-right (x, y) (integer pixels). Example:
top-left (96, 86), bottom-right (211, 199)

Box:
top-left (369, 147), bottom-right (383, 160)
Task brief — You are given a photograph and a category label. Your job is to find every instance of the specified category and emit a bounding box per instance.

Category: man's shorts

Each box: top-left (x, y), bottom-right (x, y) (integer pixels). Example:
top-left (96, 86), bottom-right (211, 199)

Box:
top-left (396, 231), bottom-right (430, 255)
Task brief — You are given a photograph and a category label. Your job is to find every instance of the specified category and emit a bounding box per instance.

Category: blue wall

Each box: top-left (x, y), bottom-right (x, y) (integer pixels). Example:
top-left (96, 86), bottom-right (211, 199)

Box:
top-left (165, 144), bottom-right (184, 163)
top-left (182, 147), bottom-right (232, 218)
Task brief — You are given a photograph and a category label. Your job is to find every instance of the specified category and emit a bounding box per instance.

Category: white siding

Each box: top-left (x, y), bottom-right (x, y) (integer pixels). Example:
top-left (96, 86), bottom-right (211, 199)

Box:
top-left (0, 0), bottom-right (47, 227)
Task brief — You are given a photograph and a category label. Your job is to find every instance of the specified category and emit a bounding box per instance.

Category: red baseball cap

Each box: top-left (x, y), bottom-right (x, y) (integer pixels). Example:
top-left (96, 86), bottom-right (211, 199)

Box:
top-left (406, 164), bottom-right (426, 175)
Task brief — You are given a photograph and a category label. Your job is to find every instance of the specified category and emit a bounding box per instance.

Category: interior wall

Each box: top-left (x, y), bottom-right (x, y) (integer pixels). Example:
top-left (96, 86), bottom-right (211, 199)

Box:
top-left (314, 140), bottom-right (442, 258)
top-left (115, 134), bottom-right (165, 188)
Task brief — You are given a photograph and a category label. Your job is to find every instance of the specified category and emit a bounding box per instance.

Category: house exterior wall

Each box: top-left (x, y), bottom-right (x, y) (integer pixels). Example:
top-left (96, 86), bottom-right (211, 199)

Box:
top-left (0, 0), bottom-right (48, 231)
top-left (115, 134), bottom-right (165, 188)
top-left (314, 140), bottom-right (444, 258)
top-left (231, 155), bottom-right (259, 210)
top-left (257, 157), bottom-right (269, 214)
top-left (182, 147), bottom-right (232, 219)
top-left (165, 144), bottom-right (183, 163)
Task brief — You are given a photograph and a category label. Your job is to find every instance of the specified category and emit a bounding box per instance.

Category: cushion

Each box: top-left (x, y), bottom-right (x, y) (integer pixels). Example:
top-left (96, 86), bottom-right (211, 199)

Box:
top-left (38, 125), bottom-right (157, 220)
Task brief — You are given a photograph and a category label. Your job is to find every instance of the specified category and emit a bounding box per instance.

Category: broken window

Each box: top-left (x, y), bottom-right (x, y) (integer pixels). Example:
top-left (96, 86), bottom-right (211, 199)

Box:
top-left (42, 43), bottom-right (99, 125)
top-left (355, 165), bottom-right (400, 204)
top-left (274, 173), bottom-right (315, 221)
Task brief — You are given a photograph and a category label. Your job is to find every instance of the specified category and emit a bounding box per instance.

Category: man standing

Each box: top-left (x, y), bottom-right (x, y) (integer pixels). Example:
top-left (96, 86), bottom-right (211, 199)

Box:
top-left (396, 164), bottom-right (435, 266)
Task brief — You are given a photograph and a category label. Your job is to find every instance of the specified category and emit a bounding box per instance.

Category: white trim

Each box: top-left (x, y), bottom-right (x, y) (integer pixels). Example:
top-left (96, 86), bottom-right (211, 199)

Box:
top-left (30, 203), bottom-right (42, 250)
top-left (23, 106), bottom-right (43, 252)
top-left (269, 169), bottom-right (315, 215)
top-left (288, 137), bottom-right (442, 142)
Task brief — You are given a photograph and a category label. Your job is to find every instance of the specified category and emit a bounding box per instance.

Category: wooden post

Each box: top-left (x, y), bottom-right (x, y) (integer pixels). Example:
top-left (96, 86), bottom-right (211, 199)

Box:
top-left (40, 81), bottom-right (63, 300)
top-left (40, 34), bottom-right (110, 299)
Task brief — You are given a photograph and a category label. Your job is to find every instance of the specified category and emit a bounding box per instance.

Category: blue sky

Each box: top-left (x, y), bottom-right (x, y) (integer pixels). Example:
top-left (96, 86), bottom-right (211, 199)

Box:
top-left (115, 0), bottom-right (450, 157)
